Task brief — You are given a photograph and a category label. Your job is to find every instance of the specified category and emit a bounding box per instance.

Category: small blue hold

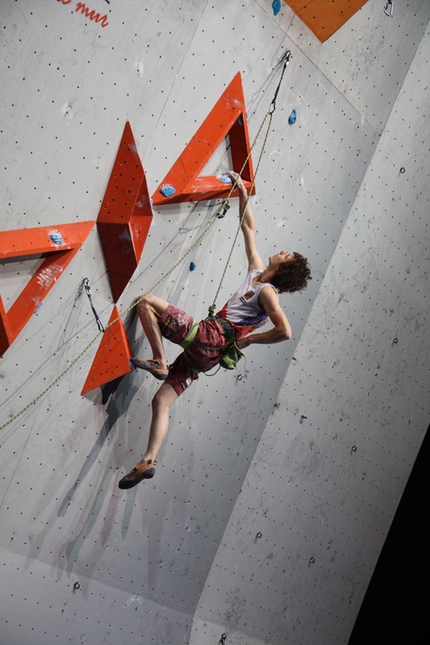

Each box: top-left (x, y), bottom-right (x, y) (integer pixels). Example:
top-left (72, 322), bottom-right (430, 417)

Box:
top-left (272, 0), bottom-right (281, 16)
top-left (50, 232), bottom-right (63, 245)
top-left (160, 184), bottom-right (176, 197)
top-left (189, 261), bottom-right (196, 271)
top-left (220, 174), bottom-right (233, 184)
top-left (288, 109), bottom-right (297, 125)
top-left (237, 112), bottom-right (248, 127)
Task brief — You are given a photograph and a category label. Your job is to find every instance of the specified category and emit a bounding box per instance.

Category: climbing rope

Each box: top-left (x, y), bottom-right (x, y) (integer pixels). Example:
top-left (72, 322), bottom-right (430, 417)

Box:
top-left (0, 50), bottom-right (292, 432)
top-left (207, 110), bottom-right (272, 318)
top-left (0, 213), bottom-right (223, 432)
top-left (0, 214), bottom-right (220, 432)
top-left (207, 49), bottom-right (292, 317)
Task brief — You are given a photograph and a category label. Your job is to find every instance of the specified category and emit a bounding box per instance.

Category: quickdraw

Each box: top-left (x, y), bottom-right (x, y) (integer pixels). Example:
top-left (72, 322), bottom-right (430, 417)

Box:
top-left (83, 278), bottom-right (105, 332)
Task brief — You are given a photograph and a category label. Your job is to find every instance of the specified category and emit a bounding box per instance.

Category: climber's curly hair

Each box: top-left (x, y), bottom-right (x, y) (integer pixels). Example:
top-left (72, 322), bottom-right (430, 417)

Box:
top-left (271, 252), bottom-right (312, 294)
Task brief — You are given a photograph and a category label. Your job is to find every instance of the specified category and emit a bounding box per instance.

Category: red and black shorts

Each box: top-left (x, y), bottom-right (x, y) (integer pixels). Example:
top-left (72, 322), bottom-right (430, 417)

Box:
top-left (158, 304), bottom-right (227, 396)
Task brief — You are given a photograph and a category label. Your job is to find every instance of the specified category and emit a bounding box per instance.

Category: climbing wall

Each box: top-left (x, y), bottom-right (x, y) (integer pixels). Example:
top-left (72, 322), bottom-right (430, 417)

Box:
top-left (1, 1), bottom-right (429, 644)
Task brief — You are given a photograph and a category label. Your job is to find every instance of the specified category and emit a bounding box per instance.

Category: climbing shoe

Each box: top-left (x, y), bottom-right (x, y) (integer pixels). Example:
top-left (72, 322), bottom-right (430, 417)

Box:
top-left (118, 460), bottom-right (155, 489)
top-left (130, 358), bottom-right (169, 380)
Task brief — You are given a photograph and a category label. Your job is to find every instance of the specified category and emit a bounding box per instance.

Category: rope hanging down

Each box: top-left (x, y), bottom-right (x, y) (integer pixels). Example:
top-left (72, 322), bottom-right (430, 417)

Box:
top-left (207, 49), bottom-right (292, 318)
top-left (0, 51), bottom-right (292, 433)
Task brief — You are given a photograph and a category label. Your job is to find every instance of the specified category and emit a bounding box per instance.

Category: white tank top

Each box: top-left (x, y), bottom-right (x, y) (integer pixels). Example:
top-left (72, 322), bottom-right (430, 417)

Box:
top-left (216, 270), bottom-right (276, 339)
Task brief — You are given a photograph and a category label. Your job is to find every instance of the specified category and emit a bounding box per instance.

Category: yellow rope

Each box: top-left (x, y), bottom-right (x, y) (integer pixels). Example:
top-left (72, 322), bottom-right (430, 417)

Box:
top-left (1, 54), bottom-right (290, 432)
top-left (0, 213), bottom-right (219, 432)
top-left (208, 111), bottom-right (273, 316)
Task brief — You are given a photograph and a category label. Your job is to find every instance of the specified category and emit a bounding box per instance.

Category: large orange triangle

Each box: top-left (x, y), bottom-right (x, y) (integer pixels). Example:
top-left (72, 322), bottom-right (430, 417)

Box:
top-left (0, 221), bottom-right (94, 357)
top-left (151, 73), bottom-right (255, 205)
top-left (81, 306), bottom-right (133, 394)
top-left (97, 122), bottom-right (153, 302)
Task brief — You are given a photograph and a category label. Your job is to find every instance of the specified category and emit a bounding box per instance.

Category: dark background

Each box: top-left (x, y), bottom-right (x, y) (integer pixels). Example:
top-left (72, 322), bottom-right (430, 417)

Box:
top-left (349, 423), bottom-right (430, 644)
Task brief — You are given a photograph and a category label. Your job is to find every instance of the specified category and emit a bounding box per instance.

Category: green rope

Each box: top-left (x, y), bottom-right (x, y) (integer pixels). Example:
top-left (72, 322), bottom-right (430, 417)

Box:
top-left (0, 212), bottom-right (219, 432)
top-left (207, 111), bottom-right (273, 317)
top-left (207, 50), bottom-right (292, 315)
top-left (1, 52), bottom-right (291, 432)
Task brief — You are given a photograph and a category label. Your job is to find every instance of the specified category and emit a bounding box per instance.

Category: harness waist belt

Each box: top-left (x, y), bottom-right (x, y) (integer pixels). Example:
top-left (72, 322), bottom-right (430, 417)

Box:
top-left (179, 321), bottom-right (199, 349)
top-left (213, 316), bottom-right (236, 345)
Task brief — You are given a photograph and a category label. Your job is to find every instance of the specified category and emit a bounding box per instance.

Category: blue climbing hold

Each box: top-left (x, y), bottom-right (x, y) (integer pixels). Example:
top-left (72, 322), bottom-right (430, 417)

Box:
top-left (288, 109), bottom-right (297, 125)
top-left (220, 174), bottom-right (233, 184)
top-left (272, 0), bottom-right (281, 16)
top-left (50, 232), bottom-right (63, 245)
top-left (160, 184), bottom-right (176, 197)
top-left (190, 262), bottom-right (196, 271)
top-left (237, 112), bottom-right (248, 127)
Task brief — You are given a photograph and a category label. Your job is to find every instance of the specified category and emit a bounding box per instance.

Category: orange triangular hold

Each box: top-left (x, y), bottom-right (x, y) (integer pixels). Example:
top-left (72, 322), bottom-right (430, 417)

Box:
top-left (151, 72), bottom-right (255, 205)
top-left (81, 306), bottom-right (133, 394)
top-left (97, 122), bottom-right (153, 302)
top-left (0, 221), bottom-right (94, 357)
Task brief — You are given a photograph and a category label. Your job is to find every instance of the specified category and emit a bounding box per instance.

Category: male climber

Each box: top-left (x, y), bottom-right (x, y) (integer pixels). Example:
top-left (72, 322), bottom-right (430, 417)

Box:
top-left (118, 172), bottom-right (311, 489)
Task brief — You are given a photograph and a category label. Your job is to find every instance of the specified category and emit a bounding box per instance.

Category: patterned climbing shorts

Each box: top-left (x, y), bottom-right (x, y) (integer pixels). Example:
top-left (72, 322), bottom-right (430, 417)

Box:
top-left (158, 304), bottom-right (227, 396)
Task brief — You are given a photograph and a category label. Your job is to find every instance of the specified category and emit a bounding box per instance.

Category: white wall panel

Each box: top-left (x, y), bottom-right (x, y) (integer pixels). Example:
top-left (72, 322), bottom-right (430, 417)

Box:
top-left (191, 17), bottom-right (430, 645)
top-left (0, 547), bottom-right (192, 644)
top-left (1, 1), bottom-right (429, 644)
top-left (270, 0), bottom-right (430, 134)
top-left (1, 0), bottom-right (206, 226)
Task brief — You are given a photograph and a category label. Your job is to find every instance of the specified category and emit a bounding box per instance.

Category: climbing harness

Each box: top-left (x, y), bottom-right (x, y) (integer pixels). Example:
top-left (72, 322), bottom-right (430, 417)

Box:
top-left (175, 315), bottom-right (244, 376)
top-left (0, 51), bottom-right (292, 432)
top-left (83, 278), bottom-right (105, 332)
top-left (179, 321), bottom-right (199, 349)
top-left (214, 317), bottom-right (245, 370)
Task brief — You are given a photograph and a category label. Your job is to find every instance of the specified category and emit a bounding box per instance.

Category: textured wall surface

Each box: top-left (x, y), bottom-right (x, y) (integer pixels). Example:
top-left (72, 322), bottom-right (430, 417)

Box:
top-left (1, 1), bottom-right (429, 644)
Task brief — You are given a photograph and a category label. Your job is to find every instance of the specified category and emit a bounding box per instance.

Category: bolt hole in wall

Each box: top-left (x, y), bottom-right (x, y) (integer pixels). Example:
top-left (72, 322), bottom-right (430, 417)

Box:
top-left (1, 2), bottom-right (430, 645)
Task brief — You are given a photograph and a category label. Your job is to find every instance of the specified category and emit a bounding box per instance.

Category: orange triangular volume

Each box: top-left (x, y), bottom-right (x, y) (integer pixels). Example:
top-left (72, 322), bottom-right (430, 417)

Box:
top-left (97, 122), bottom-right (153, 302)
top-left (0, 221), bottom-right (94, 357)
top-left (284, 0), bottom-right (368, 42)
top-left (81, 306), bottom-right (133, 394)
top-left (151, 72), bottom-right (255, 205)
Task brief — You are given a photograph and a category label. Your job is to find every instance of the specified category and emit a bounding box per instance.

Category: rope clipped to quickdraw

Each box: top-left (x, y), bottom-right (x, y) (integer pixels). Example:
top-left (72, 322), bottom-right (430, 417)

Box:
top-left (212, 49), bottom-right (292, 226)
top-left (269, 49), bottom-right (292, 114)
top-left (0, 51), bottom-right (292, 433)
top-left (83, 278), bottom-right (105, 332)
top-left (207, 50), bottom-right (292, 319)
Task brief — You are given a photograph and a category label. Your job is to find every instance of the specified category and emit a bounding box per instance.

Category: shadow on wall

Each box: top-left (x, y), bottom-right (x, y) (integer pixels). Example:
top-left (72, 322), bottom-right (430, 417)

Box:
top-left (23, 356), bottom-right (144, 580)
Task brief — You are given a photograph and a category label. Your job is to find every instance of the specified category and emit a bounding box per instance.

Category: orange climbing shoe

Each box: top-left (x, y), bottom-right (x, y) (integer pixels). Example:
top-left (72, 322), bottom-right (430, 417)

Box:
top-left (118, 460), bottom-right (155, 489)
top-left (130, 358), bottom-right (169, 380)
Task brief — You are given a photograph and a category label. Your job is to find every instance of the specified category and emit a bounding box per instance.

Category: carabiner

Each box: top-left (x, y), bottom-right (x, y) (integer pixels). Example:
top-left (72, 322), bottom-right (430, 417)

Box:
top-left (384, 1), bottom-right (393, 17)
top-left (217, 202), bottom-right (230, 219)
top-left (83, 277), bottom-right (91, 296)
